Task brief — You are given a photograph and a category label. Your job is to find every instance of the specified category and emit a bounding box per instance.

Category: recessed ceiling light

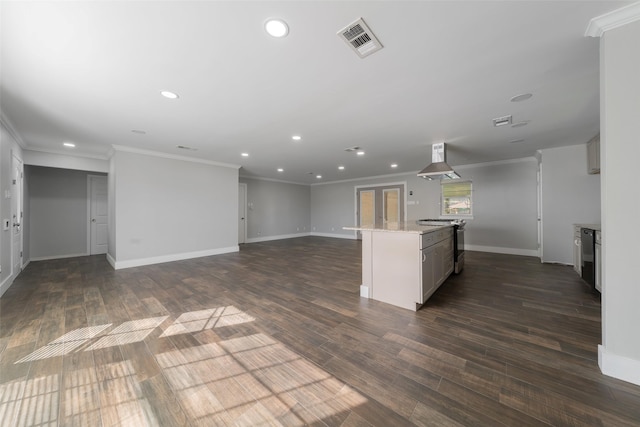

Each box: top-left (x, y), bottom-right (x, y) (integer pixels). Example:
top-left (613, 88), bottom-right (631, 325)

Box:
top-left (316, 175), bottom-right (322, 179)
top-left (63, 142), bottom-right (75, 148)
top-left (512, 120), bottom-right (530, 128)
top-left (510, 93), bottom-right (533, 102)
top-left (391, 163), bottom-right (398, 168)
top-left (292, 135), bottom-right (301, 141)
top-left (356, 151), bottom-right (365, 156)
top-left (265, 19), bottom-right (289, 38)
top-left (131, 129), bottom-right (146, 134)
top-left (241, 152), bottom-right (249, 157)
top-left (338, 166), bottom-right (345, 170)
top-left (160, 90), bottom-right (179, 99)
top-left (277, 168), bottom-right (284, 172)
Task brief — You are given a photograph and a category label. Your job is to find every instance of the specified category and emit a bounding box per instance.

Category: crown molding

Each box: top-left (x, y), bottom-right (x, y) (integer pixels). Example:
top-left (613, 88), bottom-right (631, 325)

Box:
top-left (585, 2), bottom-right (640, 38)
top-left (111, 145), bottom-right (241, 169)
top-left (239, 175), bottom-right (309, 186)
top-left (0, 112), bottom-right (27, 148)
top-left (23, 147), bottom-right (111, 161)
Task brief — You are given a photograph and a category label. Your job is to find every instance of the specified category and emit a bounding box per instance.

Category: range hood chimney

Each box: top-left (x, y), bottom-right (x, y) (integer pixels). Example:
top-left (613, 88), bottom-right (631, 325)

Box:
top-left (417, 143), bottom-right (460, 180)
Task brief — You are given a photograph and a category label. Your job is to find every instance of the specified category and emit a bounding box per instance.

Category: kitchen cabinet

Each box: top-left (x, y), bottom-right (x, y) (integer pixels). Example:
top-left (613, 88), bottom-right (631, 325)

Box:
top-left (344, 223), bottom-right (454, 311)
top-left (587, 134), bottom-right (600, 174)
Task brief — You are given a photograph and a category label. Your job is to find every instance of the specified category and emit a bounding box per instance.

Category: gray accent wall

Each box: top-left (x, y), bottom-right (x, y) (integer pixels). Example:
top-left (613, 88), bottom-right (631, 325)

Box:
top-left (27, 166), bottom-right (105, 260)
top-left (111, 150), bottom-right (239, 266)
top-left (540, 144), bottom-right (601, 264)
top-left (239, 178), bottom-right (310, 241)
top-left (311, 158), bottom-right (539, 254)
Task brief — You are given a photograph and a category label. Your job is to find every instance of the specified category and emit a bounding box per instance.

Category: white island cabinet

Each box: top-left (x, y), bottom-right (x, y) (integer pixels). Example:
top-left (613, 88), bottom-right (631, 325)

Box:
top-left (344, 223), bottom-right (454, 311)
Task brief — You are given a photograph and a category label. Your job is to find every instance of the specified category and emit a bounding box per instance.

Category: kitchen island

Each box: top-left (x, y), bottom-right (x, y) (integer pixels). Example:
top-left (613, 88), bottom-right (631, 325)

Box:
top-left (344, 223), bottom-right (454, 311)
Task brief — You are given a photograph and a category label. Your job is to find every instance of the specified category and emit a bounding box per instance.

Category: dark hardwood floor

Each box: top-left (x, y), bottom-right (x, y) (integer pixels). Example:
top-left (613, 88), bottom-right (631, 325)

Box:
top-left (1, 237), bottom-right (639, 426)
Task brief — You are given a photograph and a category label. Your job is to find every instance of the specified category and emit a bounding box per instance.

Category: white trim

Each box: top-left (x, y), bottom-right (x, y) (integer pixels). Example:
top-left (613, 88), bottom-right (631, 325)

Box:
top-left (238, 183), bottom-right (247, 244)
top-left (22, 259), bottom-right (30, 271)
top-left (107, 253), bottom-right (116, 269)
top-left (30, 253), bottom-right (90, 261)
top-left (599, 345), bottom-right (640, 386)
top-left (240, 175), bottom-right (309, 186)
top-left (465, 244), bottom-right (538, 257)
top-left (585, 2), bottom-right (640, 38)
top-left (312, 171), bottom-right (414, 186)
top-left (360, 285), bottom-right (370, 298)
top-left (454, 156), bottom-right (537, 170)
top-left (0, 113), bottom-right (26, 148)
top-left (22, 146), bottom-right (110, 161)
top-left (0, 275), bottom-right (14, 298)
top-left (111, 246), bottom-right (239, 270)
top-left (111, 145), bottom-right (241, 169)
top-left (246, 232), bottom-right (310, 243)
top-left (310, 232), bottom-right (357, 240)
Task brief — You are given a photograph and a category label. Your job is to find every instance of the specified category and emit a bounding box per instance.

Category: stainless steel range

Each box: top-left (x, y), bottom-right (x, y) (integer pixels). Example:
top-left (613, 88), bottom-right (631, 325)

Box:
top-left (417, 219), bottom-right (465, 274)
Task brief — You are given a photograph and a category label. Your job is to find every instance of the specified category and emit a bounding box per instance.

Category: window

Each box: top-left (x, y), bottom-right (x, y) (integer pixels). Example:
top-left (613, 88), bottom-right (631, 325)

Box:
top-left (441, 181), bottom-right (472, 216)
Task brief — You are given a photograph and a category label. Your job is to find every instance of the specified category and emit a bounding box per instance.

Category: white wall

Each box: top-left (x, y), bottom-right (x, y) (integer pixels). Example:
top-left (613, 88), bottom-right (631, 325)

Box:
top-left (26, 166), bottom-right (105, 260)
top-left (540, 144), bottom-right (601, 264)
top-left (239, 178), bottom-right (310, 242)
top-left (311, 158), bottom-right (539, 255)
top-left (110, 148), bottom-right (240, 269)
top-left (0, 118), bottom-right (24, 296)
top-left (598, 18), bottom-right (640, 386)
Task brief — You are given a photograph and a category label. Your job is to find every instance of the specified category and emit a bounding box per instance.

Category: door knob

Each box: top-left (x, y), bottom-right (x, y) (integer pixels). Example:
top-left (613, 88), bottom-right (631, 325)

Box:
top-left (91, 218), bottom-right (96, 222)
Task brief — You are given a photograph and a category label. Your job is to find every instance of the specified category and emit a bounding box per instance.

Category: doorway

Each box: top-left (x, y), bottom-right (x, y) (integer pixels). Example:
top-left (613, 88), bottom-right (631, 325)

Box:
top-left (355, 183), bottom-right (406, 239)
top-left (88, 175), bottom-right (108, 255)
top-left (11, 155), bottom-right (23, 277)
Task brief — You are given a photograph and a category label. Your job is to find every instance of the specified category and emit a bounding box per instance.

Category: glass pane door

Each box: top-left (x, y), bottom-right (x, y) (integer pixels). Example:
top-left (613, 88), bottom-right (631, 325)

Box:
top-left (359, 190), bottom-right (375, 227)
top-left (383, 188), bottom-right (400, 228)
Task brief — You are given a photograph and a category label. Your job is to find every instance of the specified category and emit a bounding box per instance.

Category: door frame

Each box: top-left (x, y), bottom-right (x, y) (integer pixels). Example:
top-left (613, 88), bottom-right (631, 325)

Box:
top-left (11, 153), bottom-right (24, 278)
top-left (353, 181), bottom-right (407, 239)
top-left (238, 183), bottom-right (247, 244)
top-left (87, 174), bottom-right (108, 255)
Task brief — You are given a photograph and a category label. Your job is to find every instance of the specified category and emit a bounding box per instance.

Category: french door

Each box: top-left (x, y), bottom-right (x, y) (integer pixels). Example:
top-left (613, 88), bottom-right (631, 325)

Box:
top-left (356, 184), bottom-right (405, 238)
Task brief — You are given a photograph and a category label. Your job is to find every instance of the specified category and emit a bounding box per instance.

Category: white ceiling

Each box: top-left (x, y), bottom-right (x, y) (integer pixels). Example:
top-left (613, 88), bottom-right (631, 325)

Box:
top-left (0, 1), bottom-right (630, 184)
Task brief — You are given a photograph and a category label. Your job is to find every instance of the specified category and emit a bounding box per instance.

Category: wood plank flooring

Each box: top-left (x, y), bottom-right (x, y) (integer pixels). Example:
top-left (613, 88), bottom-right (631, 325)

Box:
top-left (1, 237), bottom-right (639, 426)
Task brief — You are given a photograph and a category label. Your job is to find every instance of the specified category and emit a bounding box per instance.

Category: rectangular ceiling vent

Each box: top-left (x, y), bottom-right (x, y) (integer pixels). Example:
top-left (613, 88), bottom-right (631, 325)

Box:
top-left (338, 18), bottom-right (383, 58)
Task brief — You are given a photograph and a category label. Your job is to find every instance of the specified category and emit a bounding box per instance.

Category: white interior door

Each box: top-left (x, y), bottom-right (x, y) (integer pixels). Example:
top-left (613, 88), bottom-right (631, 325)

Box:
top-left (238, 183), bottom-right (247, 244)
top-left (11, 155), bottom-right (23, 275)
top-left (89, 175), bottom-right (108, 255)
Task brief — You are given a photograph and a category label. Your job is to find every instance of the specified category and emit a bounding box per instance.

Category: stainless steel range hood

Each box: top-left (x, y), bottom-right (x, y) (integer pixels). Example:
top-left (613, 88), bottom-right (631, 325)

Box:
top-left (417, 142), bottom-right (460, 180)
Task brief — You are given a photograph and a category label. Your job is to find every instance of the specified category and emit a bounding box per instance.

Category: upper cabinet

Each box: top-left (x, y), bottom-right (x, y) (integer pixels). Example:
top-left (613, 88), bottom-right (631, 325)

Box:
top-left (587, 134), bottom-right (600, 175)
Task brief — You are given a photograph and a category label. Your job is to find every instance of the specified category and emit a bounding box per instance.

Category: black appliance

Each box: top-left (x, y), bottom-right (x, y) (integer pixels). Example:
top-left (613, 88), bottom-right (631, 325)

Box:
top-left (416, 219), bottom-right (465, 274)
top-left (581, 228), bottom-right (596, 291)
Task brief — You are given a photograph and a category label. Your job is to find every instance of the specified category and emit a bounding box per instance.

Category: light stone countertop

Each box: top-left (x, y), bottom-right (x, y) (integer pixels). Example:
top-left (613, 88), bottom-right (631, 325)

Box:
top-left (575, 223), bottom-right (601, 231)
top-left (343, 222), bottom-right (452, 234)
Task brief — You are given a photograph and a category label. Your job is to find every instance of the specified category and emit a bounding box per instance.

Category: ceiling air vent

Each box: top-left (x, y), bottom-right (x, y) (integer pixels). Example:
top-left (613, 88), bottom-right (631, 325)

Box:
top-left (338, 18), bottom-right (383, 58)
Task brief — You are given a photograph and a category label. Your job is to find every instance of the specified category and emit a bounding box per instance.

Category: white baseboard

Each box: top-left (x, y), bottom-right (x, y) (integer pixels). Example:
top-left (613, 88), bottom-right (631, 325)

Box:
top-left (106, 253), bottom-right (116, 269)
top-left (310, 232), bottom-right (357, 240)
top-left (111, 246), bottom-right (239, 270)
top-left (599, 345), bottom-right (640, 386)
top-left (360, 285), bottom-right (370, 298)
top-left (464, 244), bottom-right (538, 257)
top-left (0, 274), bottom-right (14, 298)
top-left (246, 232), bottom-right (310, 243)
top-left (29, 252), bottom-right (90, 262)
